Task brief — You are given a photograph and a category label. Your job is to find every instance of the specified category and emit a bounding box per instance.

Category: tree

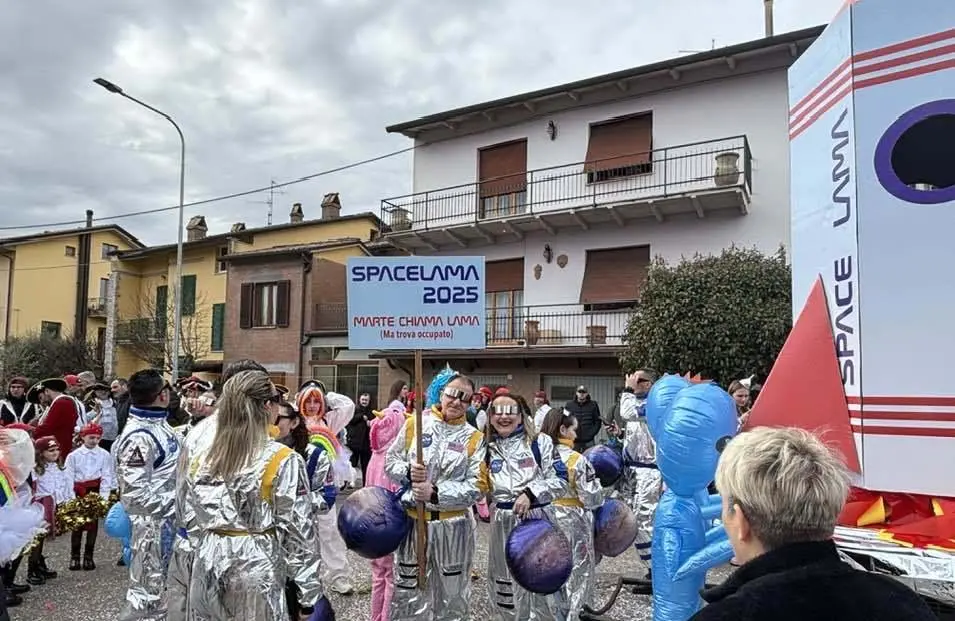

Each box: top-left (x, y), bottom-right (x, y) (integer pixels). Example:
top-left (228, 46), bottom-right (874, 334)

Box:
top-left (115, 288), bottom-right (210, 375)
top-left (0, 332), bottom-right (103, 383)
top-left (619, 246), bottom-right (792, 386)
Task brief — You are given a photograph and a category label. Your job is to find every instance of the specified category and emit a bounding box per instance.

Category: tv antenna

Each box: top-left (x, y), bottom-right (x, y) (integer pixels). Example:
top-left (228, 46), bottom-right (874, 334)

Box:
top-left (678, 39), bottom-right (717, 54)
top-left (247, 179), bottom-right (286, 225)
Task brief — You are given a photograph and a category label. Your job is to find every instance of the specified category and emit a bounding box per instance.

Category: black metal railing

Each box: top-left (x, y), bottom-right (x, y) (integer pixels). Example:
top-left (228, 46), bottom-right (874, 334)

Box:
top-left (312, 303), bottom-right (348, 333)
top-left (115, 319), bottom-right (165, 343)
top-left (88, 297), bottom-right (108, 317)
top-left (381, 135), bottom-right (751, 231)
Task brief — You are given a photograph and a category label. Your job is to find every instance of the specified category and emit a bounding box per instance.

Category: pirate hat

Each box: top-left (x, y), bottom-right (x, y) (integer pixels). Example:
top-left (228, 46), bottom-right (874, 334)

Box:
top-left (27, 378), bottom-right (69, 403)
top-left (298, 379), bottom-right (327, 394)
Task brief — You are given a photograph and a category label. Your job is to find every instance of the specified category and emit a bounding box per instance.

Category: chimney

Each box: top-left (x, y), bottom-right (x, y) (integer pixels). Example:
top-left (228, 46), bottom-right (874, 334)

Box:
top-left (764, 0), bottom-right (774, 37)
top-left (290, 202), bottom-right (304, 224)
top-left (186, 215), bottom-right (208, 241)
top-left (321, 193), bottom-right (341, 220)
top-left (230, 222), bottom-right (246, 233)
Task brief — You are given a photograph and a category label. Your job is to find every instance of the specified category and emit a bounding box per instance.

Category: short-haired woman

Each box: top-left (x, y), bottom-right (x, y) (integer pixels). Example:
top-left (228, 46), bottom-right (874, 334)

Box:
top-left (181, 370), bottom-right (323, 621)
top-left (691, 426), bottom-right (936, 621)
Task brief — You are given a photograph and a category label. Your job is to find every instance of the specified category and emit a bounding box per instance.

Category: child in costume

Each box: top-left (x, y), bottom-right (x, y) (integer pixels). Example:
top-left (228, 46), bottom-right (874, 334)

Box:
top-left (538, 409), bottom-right (604, 620)
top-left (366, 400), bottom-right (406, 621)
top-left (296, 380), bottom-right (355, 595)
top-left (478, 391), bottom-right (568, 621)
top-left (29, 436), bottom-right (73, 584)
top-left (64, 423), bottom-right (116, 570)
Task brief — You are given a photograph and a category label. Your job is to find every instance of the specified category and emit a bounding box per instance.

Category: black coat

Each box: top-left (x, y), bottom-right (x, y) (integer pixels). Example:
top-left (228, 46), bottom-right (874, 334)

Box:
top-left (564, 397), bottom-right (601, 445)
top-left (691, 540), bottom-right (937, 621)
top-left (346, 405), bottom-right (374, 453)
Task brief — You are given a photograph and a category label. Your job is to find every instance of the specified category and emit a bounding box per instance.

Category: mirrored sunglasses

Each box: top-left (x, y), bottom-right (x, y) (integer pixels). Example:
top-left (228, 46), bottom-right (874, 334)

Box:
top-left (442, 387), bottom-right (472, 403)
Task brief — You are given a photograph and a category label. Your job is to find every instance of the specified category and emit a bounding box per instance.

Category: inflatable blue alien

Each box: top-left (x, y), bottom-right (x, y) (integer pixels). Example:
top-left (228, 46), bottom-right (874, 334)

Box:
top-left (645, 374), bottom-right (738, 621)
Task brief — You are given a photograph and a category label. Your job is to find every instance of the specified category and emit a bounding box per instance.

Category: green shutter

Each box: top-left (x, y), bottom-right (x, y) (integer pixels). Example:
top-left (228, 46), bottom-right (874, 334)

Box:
top-left (211, 303), bottom-right (225, 351)
top-left (155, 285), bottom-right (168, 338)
top-left (181, 275), bottom-right (197, 316)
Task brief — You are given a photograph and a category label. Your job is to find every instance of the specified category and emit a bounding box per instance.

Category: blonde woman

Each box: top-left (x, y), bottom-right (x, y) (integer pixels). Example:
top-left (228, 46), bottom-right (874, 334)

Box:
top-left (182, 370), bottom-right (324, 621)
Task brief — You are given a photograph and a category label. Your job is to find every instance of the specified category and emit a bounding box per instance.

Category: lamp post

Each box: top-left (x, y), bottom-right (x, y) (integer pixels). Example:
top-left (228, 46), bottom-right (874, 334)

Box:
top-left (94, 77), bottom-right (187, 382)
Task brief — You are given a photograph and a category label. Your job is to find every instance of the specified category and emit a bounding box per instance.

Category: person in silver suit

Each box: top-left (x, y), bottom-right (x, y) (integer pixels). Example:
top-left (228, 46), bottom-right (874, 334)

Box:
top-left (539, 408), bottom-right (605, 620)
top-left (181, 370), bottom-right (321, 621)
top-left (114, 369), bottom-right (183, 621)
top-left (384, 373), bottom-right (485, 621)
top-left (479, 391), bottom-right (568, 621)
top-left (166, 359), bottom-right (268, 621)
top-left (614, 369), bottom-right (662, 577)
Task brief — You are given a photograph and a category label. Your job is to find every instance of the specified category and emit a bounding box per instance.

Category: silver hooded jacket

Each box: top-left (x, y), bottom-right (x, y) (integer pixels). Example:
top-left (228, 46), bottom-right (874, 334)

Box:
top-left (114, 406), bottom-right (182, 621)
top-left (385, 406), bottom-right (485, 621)
top-left (185, 439), bottom-right (322, 620)
top-left (616, 391), bottom-right (662, 570)
top-left (480, 430), bottom-right (568, 621)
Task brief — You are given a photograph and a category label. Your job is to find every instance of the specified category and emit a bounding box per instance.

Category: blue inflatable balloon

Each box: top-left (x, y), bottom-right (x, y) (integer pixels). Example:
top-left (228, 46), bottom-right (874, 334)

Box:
top-left (593, 498), bottom-right (638, 558)
top-left (583, 445), bottom-right (623, 488)
top-left (645, 374), bottom-right (690, 438)
top-left (104, 502), bottom-right (131, 539)
top-left (505, 518), bottom-right (573, 595)
top-left (307, 595), bottom-right (336, 620)
top-left (336, 486), bottom-right (411, 559)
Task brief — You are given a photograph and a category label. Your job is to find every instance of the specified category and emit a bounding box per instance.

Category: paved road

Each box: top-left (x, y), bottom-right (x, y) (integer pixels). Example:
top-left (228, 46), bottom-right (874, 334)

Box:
top-left (9, 522), bottom-right (731, 620)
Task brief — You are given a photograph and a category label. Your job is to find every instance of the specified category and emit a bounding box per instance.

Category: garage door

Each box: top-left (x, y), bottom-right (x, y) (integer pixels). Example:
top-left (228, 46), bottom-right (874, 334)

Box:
top-left (542, 374), bottom-right (620, 415)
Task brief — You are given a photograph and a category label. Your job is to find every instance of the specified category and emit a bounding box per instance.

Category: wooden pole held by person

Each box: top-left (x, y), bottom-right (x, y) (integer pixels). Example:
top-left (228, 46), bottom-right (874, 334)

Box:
top-left (413, 349), bottom-right (428, 587)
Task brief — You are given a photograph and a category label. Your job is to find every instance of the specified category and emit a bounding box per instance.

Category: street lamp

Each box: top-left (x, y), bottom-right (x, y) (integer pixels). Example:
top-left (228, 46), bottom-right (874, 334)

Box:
top-left (94, 77), bottom-right (187, 382)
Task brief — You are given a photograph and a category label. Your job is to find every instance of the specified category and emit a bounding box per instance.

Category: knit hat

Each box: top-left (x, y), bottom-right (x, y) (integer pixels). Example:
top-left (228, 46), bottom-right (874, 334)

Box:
top-left (79, 423), bottom-right (104, 438)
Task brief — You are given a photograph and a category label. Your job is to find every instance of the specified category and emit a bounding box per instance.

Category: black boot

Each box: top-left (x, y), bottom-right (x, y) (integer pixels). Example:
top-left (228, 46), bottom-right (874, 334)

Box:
top-left (69, 557), bottom-right (82, 571)
top-left (70, 531), bottom-right (83, 571)
top-left (5, 592), bottom-right (23, 608)
top-left (82, 556), bottom-right (96, 571)
top-left (2, 557), bottom-right (30, 594)
top-left (39, 556), bottom-right (57, 580)
top-left (26, 562), bottom-right (45, 586)
top-left (83, 525), bottom-right (98, 570)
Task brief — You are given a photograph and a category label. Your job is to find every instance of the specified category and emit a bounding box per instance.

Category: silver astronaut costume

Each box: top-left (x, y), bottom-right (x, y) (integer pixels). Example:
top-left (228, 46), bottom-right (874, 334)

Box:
top-left (183, 439), bottom-right (322, 621)
top-left (615, 390), bottom-right (662, 571)
top-left (551, 439), bottom-right (605, 621)
top-left (114, 405), bottom-right (183, 621)
top-left (481, 429), bottom-right (568, 621)
top-left (385, 405), bottom-right (485, 621)
top-left (167, 412), bottom-right (218, 621)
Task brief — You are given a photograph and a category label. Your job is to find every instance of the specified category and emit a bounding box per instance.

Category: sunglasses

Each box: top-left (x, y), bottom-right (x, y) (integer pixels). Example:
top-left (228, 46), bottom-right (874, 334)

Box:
top-left (442, 387), bottom-right (472, 403)
top-left (491, 404), bottom-right (521, 416)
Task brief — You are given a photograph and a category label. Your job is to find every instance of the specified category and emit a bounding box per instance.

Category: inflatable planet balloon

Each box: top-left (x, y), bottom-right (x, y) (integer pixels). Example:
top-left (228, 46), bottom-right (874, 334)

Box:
top-left (583, 445), bottom-right (623, 487)
top-left (307, 595), bottom-right (336, 620)
top-left (593, 498), bottom-right (638, 558)
top-left (505, 518), bottom-right (573, 595)
top-left (337, 486), bottom-right (411, 559)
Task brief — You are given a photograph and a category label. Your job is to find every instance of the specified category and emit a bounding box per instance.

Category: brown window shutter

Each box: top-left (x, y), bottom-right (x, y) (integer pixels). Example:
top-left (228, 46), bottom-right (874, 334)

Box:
top-left (479, 140), bottom-right (528, 197)
top-left (239, 283), bottom-right (254, 329)
top-left (276, 280), bottom-right (291, 328)
top-left (585, 115), bottom-right (652, 173)
top-left (579, 246), bottom-right (651, 304)
top-left (486, 259), bottom-right (524, 293)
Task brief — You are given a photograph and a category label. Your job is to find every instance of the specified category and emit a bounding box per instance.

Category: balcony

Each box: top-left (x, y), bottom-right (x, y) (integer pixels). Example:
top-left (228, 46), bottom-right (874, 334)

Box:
top-left (311, 303), bottom-right (348, 334)
top-left (487, 303), bottom-right (629, 349)
top-left (115, 319), bottom-right (165, 344)
top-left (380, 135), bottom-right (751, 251)
top-left (88, 297), bottom-right (108, 318)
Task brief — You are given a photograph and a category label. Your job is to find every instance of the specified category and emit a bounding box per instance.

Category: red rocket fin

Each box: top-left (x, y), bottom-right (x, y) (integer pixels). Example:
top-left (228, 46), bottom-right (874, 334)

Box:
top-left (744, 276), bottom-right (862, 473)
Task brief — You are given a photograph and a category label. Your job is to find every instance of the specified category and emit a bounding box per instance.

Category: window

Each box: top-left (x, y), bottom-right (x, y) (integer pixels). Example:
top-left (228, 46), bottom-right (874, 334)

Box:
top-left (311, 364), bottom-right (379, 401)
top-left (180, 275), bottom-right (197, 316)
top-left (478, 140), bottom-right (528, 219)
top-left (210, 303), bottom-right (225, 352)
top-left (585, 114), bottom-right (653, 183)
top-left (310, 347), bottom-right (336, 362)
top-left (488, 290), bottom-right (524, 342)
top-left (65, 245), bottom-right (76, 257)
top-left (40, 321), bottom-right (61, 339)
top-left (99, 278), bottom-right (110, 301)
top-left (101, 243), bottom-right (118, 259)
top-left (215, 246), bottom-right (229, 274)
top-left (239, 280), bottom-right (290, 329)
top-left (96, 327), bottom-right (106, 362)
top-left (579, 246), bottom-right (651, 309)
top-left (155, 285), bottom-right (168, 337)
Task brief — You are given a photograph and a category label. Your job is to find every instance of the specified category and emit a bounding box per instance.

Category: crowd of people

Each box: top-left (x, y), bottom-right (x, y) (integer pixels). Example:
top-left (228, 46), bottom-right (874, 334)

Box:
top-left (0, 362), bottom-right (940, 621)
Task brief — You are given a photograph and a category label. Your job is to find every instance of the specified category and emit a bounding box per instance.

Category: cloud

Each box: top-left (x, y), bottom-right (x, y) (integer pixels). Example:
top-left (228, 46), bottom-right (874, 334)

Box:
top-left (0, 0), bottom-right (843, 244)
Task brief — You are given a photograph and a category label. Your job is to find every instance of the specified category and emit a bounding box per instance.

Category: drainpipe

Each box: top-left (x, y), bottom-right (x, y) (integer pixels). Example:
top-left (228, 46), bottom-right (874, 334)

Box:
top-left (2, 251), bottom-right (14, 342)
top-left (74, 210), bottom-right (94, 339)
top-left (297, 252), bottom-right (312, 385)
top-left (764, 0), bottom-right (774, 37)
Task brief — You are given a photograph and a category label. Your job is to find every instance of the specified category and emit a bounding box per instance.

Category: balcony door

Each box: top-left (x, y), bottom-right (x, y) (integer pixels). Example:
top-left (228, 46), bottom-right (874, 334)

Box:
top-left (486, 258), bottom-right (525, 344)
top-left (479, 140), bottom-right (528, 220)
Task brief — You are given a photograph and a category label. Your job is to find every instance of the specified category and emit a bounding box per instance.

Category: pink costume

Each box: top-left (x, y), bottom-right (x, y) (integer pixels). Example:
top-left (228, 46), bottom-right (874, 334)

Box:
top-left (366, 401), bottom-right (406, 621)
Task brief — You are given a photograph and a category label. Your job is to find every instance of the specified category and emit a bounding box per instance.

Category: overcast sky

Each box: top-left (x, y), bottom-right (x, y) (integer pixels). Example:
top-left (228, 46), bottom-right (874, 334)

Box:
top-left (1, 0), bottom-right (843, 245)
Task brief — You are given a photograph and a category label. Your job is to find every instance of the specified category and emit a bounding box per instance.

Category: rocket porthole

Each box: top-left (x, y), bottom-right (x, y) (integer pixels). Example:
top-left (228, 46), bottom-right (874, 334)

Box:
top-left (873, 99), bottom-right (955, 205)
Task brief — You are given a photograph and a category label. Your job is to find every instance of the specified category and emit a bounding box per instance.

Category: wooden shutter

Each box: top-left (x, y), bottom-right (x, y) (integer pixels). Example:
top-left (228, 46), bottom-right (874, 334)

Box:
top-left (181, 275), bottom-right (197, 315)
top-left (239, 283), bottom-right (254, 329)
top-left (479, 140), bottom-right (528, 197)
top-left (579, 246), bottom-right (651, 304)
top-left (211, 303), bottom-right (225, 351)
top-left (276, 280), bottom-right (291, 328)
top-left (585, 115), bottom-right (653, 173)
top-left (155, 285), bottom-right (168, 336)
top-left (486, 259), bottom-right (524, 293)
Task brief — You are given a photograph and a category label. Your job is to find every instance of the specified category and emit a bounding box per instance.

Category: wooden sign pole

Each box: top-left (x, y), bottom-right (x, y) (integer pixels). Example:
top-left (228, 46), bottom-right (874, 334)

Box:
top-left (413, 349), bottom-right (427, 587)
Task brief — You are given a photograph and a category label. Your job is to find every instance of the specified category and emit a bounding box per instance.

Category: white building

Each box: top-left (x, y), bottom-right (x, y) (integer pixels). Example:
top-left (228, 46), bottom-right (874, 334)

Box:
top-left (373, 26), bottom-right (823, 412)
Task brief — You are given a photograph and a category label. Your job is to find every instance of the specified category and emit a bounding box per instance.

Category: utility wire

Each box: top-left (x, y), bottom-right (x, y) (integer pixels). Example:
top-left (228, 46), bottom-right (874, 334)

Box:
top-left (0, 144), bottom-right (419, 232)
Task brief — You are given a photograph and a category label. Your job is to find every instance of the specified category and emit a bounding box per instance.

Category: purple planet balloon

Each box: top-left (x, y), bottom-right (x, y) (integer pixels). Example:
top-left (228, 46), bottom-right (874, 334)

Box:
top-left (584, 445), bottom-right (623, 487)
top-left (505, 518), bottom-right (573, 595)
top-left (337, 486), bottom-right (411, 559)
top-left (593, 498), bottom-right (638, 557)
top-left (307, 595), bottom-right (335, 621)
